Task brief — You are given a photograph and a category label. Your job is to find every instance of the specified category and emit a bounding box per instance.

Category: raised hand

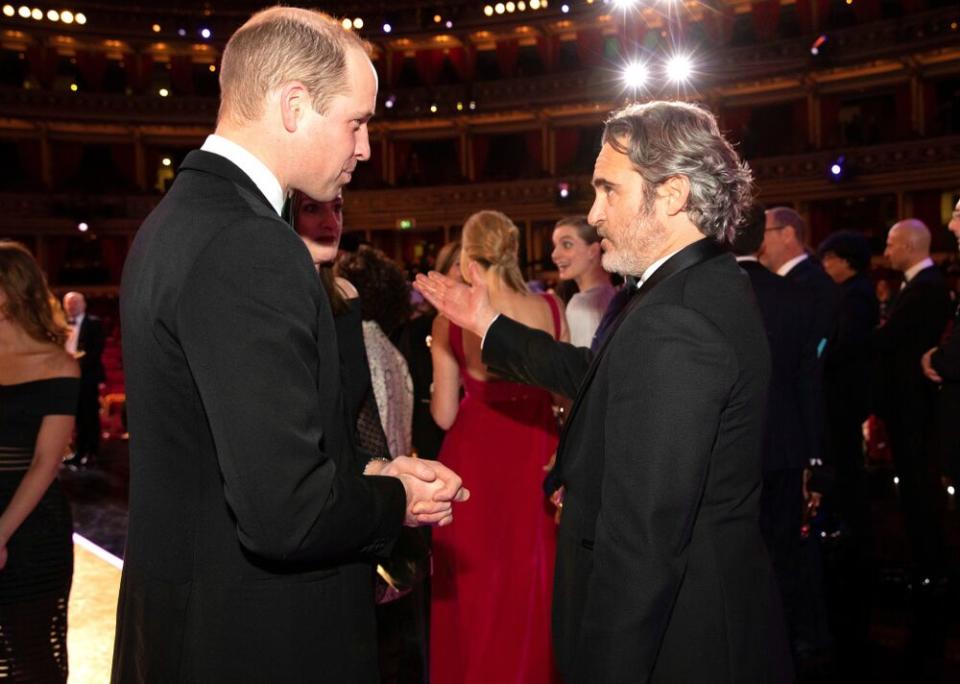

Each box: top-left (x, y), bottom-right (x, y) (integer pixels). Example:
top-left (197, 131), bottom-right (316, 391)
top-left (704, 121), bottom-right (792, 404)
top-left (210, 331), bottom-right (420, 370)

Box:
top-left (414, 262), bottom-right (499, 338)
top-left (921, 347), bottom-right (943, 383)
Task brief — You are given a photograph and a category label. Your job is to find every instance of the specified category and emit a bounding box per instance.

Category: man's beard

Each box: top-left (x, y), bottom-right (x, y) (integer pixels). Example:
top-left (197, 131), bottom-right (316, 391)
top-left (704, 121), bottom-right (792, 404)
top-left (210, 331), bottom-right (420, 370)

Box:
top-left (601, 206), bottom-right (670, 277)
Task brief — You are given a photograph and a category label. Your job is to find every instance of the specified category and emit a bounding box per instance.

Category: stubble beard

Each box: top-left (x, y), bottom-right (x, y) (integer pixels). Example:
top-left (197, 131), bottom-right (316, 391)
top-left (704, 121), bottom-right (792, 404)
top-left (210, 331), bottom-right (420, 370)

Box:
top-left (600, 205), bottom-right (669, 277)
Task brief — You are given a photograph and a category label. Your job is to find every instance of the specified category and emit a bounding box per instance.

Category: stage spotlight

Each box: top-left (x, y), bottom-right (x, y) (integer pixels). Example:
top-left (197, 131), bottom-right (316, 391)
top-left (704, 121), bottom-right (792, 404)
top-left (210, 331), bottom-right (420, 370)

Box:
top-left (529, 0), bottom-right (540, 8)
top-left (354, 18), bottom-right (364, 29)
top-left (199, 27), bottom-right (212, 39)
top-left (665, 54), bottom-right (693, 83)
top-left (613, 0), bottom-right (639, 8)
top-left (342, 18), bottom-right (353, 30)
top-left (445, 20), bottom-right (453, 28)
top-left (60, 9), bottom-right (73, 23)
top-left (506, 1), bottom-right (516, 11)
top-left (556, 181), bottom-right (572, 202)
top-left (622, 60), bottom-right (649, 89)
top-left (161, 157), bottom-right (172, 167)
top-left (828, 154), bottom-right (846, 181)
top-left (484, 5), bottom-right (494, 15)
top-left (17, 6), bottom-right (29, 18)
top-left (177, 28), bottom-right (187, 37)
top-left (384, 94), bottom-right (397, 109)
top-left (2, 6), bottom-right (13, 17)
top-left (810, 34), bottom-right (827, 56)
top-left (429, 103), bottom-right (438, 113)
top-left (383, 22), bottom-right (392, 33)
top-left (75, 12), bottom-right (85, 24)
top-left (495, 2), bottom-right (505, 14)
top-left (30, 8), bottom-right (41, 20)
top-left (561, 3), bottom-right (570, 12)
top-left (77, 222), bottom-right (89, 232)
top-left (46, 9), bottom-right (58, 20)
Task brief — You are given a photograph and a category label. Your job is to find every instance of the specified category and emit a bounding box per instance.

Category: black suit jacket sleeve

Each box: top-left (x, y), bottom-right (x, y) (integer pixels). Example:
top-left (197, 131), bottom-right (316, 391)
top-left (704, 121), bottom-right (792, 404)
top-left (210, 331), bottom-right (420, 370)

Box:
top-left (575, 304), bottom-right (737, 682)
top-left (176, 217), bottom-right (405, 564)
top-left (932, 315), bottom-right (960, 382)
top-left (482, 314), bottom-right (592, 400)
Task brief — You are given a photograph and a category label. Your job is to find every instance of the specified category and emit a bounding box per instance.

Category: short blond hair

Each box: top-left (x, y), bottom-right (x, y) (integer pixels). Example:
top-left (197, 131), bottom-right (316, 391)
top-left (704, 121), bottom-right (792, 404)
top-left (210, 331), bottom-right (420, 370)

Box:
top-left (218, 7), bottom-right (368, 124)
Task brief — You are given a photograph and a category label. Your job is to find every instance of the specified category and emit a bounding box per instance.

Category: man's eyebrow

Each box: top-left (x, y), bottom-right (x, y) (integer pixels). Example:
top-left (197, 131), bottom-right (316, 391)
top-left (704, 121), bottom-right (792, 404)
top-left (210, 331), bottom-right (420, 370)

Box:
top-left (592, 176), bottom-right (616, 189)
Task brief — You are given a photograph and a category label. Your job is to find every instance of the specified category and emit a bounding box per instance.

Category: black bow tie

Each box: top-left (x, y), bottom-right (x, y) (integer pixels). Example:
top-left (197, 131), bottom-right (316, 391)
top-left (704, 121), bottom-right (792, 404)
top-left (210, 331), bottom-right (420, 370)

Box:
top-left (624, 275), bottom-right (639, 290)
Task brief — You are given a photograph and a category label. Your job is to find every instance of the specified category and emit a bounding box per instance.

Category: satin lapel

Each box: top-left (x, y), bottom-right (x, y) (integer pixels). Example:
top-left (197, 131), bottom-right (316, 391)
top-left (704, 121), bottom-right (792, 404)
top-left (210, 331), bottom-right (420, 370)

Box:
top-left (554, 238), bottom-right (725, 471)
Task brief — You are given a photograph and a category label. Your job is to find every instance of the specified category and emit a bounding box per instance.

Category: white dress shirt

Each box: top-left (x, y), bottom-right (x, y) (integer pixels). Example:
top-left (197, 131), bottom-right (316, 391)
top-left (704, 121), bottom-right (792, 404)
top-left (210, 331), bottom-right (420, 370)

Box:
top-left (200, 134), bottom-right (286, 216)
top-left (903, 257), bottom-right (935, 285)
top-left (65, 312), bottom-right (84, 355)
top-left (776, 253), bottom-right (808, 277)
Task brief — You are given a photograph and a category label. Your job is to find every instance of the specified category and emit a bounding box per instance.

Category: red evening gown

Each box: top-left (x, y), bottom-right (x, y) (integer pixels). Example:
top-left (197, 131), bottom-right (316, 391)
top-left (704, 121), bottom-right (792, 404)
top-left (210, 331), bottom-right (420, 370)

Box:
top-left (431, 294), bottom-right (561, 684)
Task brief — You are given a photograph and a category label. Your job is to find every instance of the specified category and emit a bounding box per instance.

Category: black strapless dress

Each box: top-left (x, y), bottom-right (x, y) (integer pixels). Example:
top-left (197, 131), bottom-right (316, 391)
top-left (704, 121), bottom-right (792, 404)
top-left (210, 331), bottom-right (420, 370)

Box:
top-left (0, 377), bottom-right (78, 683)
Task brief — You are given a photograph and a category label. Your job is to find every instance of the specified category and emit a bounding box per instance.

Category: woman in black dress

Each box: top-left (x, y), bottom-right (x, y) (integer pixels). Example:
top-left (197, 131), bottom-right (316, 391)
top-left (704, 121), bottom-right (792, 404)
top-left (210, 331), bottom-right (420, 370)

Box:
top-left (0, 240), bottom-right (79, 682)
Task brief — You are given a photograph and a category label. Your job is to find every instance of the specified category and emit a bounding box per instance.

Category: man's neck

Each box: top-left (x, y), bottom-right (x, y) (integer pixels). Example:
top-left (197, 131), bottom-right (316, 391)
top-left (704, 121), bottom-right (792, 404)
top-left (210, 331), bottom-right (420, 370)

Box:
top-left (213, 125), bottom-right (287, 193)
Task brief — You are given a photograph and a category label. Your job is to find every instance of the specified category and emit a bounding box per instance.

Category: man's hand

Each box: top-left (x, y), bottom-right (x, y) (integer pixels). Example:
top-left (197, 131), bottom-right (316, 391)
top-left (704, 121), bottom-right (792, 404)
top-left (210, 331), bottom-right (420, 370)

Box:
top-left (922, 347), bottom-right (944, 383)
top-left (373, 456), bottom-right (470, 527)
top-left (414, 262), bottom-right (499, 338)
top-left (802, 467), bottom-right (822, 516)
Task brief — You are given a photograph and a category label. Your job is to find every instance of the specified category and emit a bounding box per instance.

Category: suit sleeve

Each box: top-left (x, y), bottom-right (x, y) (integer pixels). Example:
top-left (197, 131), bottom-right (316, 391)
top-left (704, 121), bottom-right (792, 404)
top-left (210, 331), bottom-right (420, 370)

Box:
top-left (176, 217), bottom-right (405, 564)
top-left (575, 304), bottom-right (736, 682)
top-left (932, 322), bottom-right (960, 382)
top-left (482, 314), bottom-right (592, 400)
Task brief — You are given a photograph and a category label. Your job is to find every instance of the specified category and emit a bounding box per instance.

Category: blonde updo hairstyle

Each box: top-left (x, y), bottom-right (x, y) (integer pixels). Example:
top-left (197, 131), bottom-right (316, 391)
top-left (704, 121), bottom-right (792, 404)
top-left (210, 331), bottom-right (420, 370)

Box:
top-left (461, 210), bottom-right (528, 294)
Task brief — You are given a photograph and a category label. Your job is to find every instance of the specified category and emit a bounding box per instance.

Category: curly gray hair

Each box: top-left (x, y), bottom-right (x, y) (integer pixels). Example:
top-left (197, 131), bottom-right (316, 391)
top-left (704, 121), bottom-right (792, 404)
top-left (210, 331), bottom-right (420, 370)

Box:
top-left (602, 101), bottom-right (753, 244)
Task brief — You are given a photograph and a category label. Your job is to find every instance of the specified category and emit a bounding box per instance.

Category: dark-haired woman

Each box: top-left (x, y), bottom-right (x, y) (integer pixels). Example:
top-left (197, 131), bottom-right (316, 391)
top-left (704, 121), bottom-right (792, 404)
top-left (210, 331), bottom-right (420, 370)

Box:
top-left (0, 240), bottom-right (79, 682)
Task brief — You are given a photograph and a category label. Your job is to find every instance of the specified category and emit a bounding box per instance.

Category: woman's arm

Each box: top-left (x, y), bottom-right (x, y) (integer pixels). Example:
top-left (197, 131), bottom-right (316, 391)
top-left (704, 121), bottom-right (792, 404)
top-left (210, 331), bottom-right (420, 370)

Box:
top-left (429, 315), bottom-right (462, 431)
top-left (0, 413), bottom-right (75, 570)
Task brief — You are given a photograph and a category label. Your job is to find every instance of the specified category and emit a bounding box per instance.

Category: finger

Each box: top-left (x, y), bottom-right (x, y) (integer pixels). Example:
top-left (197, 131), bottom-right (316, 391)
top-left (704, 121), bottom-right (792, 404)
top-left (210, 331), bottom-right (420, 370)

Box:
top-left (453, 486), bottom-right (470, 502)
top-left (416, 510), bottom-right (454, 526)
top-left (412, 500), bottom-right (453, 516)
top-left (434, 513), bottom-right (455, 527)
top-left (432, 476), bottom-right (464, 501)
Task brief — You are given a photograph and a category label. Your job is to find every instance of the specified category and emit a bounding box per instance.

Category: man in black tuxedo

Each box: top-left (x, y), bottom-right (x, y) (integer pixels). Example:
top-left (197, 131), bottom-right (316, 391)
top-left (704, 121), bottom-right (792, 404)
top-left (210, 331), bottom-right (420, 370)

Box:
top-left (875, 219), bottom-right (951, 582)
top-left (114, 9), bottom-right (467, 682)
top-left (417, 101), bottom-right (792, 683)
top-left (63, 291), bottom-right (105, 465)
top-left (922, 199), bottom-right (960, 483)
top-left (732, 207), bottom-right (820, 661)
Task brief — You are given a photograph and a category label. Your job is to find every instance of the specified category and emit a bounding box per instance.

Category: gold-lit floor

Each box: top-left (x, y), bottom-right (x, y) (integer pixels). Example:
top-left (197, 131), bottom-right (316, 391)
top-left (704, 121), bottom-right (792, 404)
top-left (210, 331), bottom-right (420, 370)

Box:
top-left (67, 536), bottom-right (121, 683)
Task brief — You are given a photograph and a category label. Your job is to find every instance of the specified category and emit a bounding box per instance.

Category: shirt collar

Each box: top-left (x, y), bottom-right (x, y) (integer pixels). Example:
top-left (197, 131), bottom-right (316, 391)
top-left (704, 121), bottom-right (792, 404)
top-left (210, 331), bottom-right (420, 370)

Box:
top-left (903, 257), bottom-right (934, 283)
top-left (776, 252), bottom-right (808, 277)
top-left (200, 134), bottom-right (285, 216)
top-left (637, 249), bottom-right (682, 288)
top-left (735, 255), bottom-right (759, 263)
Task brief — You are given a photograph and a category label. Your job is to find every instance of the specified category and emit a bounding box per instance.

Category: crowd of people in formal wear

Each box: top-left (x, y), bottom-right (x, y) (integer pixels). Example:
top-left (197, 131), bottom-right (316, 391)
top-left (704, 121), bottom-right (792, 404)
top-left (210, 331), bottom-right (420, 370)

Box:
top-left (1, 6), bottom-right (960, 684)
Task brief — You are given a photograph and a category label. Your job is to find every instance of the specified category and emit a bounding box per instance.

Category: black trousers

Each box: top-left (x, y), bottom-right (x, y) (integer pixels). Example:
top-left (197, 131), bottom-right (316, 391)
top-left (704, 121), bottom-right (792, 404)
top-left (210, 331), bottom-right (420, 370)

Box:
top-left (884, 408), bottom-right (945, 578)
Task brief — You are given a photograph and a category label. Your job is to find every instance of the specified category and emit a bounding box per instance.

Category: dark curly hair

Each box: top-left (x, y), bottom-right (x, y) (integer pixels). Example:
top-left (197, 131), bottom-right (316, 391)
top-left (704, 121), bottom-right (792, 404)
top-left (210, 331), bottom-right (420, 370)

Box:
top-left (336, 245), bottom-right (411, 336)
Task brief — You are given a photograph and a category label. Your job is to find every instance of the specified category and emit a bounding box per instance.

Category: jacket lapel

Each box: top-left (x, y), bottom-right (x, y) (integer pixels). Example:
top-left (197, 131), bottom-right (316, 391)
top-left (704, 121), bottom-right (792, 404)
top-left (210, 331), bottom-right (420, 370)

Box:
top-left (554, 238), bottom-right (725, 475)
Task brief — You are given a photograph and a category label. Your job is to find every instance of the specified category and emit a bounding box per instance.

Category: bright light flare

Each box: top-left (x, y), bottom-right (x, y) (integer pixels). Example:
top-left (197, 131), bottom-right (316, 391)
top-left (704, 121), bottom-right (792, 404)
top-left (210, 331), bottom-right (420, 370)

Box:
top-left (612, 0), bottom-right (639, 8)
top-left (665, 54), bottom-right (694, 83)
top-left (621, 60), bottom-right (649, 89)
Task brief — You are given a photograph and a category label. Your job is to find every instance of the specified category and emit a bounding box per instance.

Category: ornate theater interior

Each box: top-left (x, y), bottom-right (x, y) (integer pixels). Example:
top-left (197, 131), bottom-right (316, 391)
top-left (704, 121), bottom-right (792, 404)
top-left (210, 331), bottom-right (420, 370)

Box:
top-left (1, 0), bottom-right (959, 681)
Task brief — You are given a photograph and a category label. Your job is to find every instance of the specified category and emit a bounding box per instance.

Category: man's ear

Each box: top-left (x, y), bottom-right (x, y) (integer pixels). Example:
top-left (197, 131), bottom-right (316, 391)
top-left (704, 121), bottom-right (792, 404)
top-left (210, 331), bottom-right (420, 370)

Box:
top-left (659, 175), bottom-right (691, 217)
top-left (279, 81), bottom-right (309, 134)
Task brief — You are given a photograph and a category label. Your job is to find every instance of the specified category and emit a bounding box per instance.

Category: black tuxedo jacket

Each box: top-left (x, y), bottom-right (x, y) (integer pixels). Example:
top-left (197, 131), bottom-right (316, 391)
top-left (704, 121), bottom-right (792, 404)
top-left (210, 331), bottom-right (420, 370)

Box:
top-left (783, 256), bottom-right (840, 359)
top-left (932, 300), bottom-right (960, 477)
top-left (113, 150), bottom-right (405, 682)
top-left (873, 265), bottom-right (951, 420)
top-left (740, 260), bottom-right (818, 472)
top-left (484, 240), bottom-right (792, 683)
top-left (76, 314), bottom-right (106, 385)
top-left (824, 272), bottom-right (879, 424)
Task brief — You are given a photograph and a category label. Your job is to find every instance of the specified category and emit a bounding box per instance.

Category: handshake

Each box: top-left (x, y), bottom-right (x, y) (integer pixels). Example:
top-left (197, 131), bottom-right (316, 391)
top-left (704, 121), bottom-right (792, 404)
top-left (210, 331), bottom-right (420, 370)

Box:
top-left (365, 456), bottom-right (469, 528)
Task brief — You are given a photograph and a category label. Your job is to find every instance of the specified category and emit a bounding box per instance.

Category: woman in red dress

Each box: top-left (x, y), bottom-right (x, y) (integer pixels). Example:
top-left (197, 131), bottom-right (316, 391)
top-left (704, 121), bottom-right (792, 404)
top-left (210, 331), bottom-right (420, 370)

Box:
top-left (429, 210), bottom-right (566, 684)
